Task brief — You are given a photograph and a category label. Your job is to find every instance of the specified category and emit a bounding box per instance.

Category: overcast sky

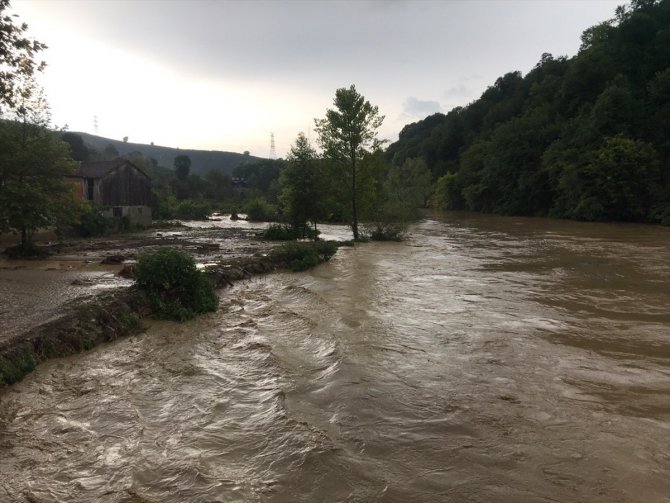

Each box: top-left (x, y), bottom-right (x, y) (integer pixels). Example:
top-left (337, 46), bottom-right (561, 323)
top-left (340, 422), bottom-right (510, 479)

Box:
top-left (12, 0), bottom-right (621, 158)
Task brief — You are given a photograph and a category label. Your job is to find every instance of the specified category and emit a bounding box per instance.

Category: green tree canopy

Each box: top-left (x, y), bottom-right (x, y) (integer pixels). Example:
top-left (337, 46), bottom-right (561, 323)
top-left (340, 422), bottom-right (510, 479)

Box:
top-left (0, 109), bottom-right (81, 251)
top-left (0, 0), bottom-right (46, 112)
top-left (386, 0), bottom-right (670, 225)
top-left (174, 154), bottom-right (191, 181)
top-left (61, 132), bottom-right (89, 161)
top-left (279, 132), bottom-right (327, 237)
top-left (314, 84), bottom-right (385, 240)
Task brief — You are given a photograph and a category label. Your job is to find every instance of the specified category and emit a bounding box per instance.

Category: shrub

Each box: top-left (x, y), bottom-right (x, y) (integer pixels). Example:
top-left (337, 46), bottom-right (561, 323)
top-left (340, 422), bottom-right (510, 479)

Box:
top-left (134, 248), bottom-right (218, 321)
top-left (271, 241), bottom-right (338, 271)
top-left (365, 222), bottom-right (407, 241)
top-left (262, 223), bottom-right (297, 240)
top-left (176, 199), bottom-right (212, 220)
top-left (72, 204), bottom-right (108, 237)
top-left (245, 197), bottom-right (276, 222)
top-left (262, 223), bottom-right (320, 241)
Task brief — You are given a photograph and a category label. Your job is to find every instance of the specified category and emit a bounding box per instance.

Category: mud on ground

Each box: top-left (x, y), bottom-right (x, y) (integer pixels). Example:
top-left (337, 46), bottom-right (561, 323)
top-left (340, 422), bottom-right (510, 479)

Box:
top-left (0, 224), bottom-right (276, 343)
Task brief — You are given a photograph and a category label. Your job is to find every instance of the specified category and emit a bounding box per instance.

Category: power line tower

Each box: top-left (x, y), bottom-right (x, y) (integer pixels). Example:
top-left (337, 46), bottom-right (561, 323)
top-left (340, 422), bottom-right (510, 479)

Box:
top-left (93, 115), bottom-right (99, 134)
top-left (269, 132), bottom-right (276, 160)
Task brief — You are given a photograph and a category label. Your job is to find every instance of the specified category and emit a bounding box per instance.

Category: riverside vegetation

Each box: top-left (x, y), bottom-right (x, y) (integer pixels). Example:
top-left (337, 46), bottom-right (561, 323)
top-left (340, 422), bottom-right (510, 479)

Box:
top-left (0, 240), bottom-right (343, 386)
top-left (4, 0), bottom-right (667, 259)
top-left (2, 0), bottom-right (670, 378)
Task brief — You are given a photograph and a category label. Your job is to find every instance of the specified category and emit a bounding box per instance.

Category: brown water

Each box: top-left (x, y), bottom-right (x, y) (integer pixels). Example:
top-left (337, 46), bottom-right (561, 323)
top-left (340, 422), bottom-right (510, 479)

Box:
top-left (2, 213), bottom-right (670, 502)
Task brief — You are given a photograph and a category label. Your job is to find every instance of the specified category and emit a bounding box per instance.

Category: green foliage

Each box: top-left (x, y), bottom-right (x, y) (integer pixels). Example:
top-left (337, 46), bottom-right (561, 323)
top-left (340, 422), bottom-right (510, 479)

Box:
top-left (263, 223), bottom-right (298, 240)
top-left (386, 1), bottom-right (670, 224)
top-left (0, 345), bottom-right (37, 385)
top-left (174, 154), bottom-right (191, 181)
top-left (365, 222), bottom-right (407, 241)
top-left (61, 132), bottom-right (89, 161)
top-left (0, 0), bottom-right (46, 112)
top-left (204, 170), bottom-right (233, 202)
top-left (245, 196), bottom-right (276, 222)
top-left (434, 172), bottom-right (464, 210)
top-left (71, 202), bottom-right (108, 237)
top-left (135, 248), bottom-right (218, 321)
top-left (315, 84), bottom-right (385, 240)
top-left (233, 159), bottom-right (283, 195)
top-left (0, 110), bottom-right (82, 250)
top-left (176, 199), bottom-right (212, 220)
top-left (262, 223), bottom-right (319, 241)
top-left (360, 156), bottom-right (429, 241)
top-left (103, 143), bottom-right (119, 159)
top-left (279, 132), bottom-right (330, 234)
top-left (557, 137), bottom-right (661, 221)
top-left (271, 241), bottom-right (339, 271)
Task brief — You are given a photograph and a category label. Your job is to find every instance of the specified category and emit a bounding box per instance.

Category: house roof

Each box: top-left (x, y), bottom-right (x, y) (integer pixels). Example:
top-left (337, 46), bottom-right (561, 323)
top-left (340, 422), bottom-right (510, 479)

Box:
top-left (73, 159), bottom-right (150, 179)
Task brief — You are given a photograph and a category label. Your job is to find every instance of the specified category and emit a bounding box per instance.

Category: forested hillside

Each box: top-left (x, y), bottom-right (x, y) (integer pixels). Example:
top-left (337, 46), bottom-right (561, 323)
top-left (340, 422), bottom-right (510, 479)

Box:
top-left (387, 0), bottom-right (670, 224)
top-left (75, 132), bottom-right (261, 176)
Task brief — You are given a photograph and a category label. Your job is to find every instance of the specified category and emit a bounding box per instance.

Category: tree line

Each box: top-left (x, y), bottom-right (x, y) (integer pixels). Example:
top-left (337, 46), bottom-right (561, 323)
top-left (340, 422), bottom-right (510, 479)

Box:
top-left (387, 0), bottom-right (670, 225)
top-left (3, 0), bottom-right (668, 256)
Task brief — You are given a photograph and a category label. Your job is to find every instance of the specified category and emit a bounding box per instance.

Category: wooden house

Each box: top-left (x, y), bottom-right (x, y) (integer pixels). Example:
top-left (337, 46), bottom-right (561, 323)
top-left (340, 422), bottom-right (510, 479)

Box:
top-left (69, 159), bottom-right (152, 226)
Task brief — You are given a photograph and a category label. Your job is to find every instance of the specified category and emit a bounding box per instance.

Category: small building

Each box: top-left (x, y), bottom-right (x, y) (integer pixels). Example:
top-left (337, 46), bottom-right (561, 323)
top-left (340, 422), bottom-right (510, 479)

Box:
top-left (69, 159), bottom-right (152, 227)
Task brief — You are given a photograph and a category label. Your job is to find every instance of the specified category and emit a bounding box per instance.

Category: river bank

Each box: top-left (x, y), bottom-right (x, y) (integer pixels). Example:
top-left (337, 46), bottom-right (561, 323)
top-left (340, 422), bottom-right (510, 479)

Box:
top-left (0, 223), bottom-right (341, 387)
top-left (1, 214), bottom-right (669, 502)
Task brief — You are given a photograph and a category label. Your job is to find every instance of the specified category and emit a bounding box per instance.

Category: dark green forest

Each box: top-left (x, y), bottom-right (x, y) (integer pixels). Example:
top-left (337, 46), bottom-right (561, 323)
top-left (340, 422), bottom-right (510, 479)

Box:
top-left (387, 0), bottom-right (670, 224)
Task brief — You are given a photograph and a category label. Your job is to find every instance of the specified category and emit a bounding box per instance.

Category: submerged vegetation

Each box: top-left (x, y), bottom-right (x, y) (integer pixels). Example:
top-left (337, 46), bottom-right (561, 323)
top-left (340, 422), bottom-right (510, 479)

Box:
top-left (270, 241), bottom-right (339, 271)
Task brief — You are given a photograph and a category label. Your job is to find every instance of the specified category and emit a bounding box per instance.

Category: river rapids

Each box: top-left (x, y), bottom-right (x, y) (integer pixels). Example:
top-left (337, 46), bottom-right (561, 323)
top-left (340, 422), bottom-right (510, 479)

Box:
top-left (1, 213), bottom-right (669, 502)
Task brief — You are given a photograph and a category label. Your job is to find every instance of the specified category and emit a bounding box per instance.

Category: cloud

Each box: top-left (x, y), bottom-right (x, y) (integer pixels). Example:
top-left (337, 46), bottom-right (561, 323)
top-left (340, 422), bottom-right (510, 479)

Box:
top-left (400, 97), bottom-right (443, 121)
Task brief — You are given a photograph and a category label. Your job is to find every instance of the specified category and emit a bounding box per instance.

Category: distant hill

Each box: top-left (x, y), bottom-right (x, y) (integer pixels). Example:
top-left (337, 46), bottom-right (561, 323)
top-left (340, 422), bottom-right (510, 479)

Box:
top-left (75, 132), bottom-right (263, 176)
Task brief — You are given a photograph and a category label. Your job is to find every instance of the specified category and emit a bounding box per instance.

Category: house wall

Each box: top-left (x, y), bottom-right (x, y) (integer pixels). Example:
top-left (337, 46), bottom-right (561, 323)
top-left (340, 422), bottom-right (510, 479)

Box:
top-left (101, 205), bottom-right (152, 227)
top-left (99, 164), bottom-right (151, 206)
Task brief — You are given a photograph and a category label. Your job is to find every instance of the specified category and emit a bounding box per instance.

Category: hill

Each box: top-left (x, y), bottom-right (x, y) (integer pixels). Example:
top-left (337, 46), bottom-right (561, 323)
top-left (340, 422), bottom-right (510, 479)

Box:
top-left (387, 0), bottom-right (670, 225)
top-left (75, 132), bottom-right (263, 176)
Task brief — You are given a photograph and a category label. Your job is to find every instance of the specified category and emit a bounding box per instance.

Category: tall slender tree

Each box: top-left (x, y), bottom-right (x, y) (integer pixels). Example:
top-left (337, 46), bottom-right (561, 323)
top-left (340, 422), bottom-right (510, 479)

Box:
top-left (280, 132), bottom-right (324, 237)
top-left (314, 85), bottom-right (385, 240)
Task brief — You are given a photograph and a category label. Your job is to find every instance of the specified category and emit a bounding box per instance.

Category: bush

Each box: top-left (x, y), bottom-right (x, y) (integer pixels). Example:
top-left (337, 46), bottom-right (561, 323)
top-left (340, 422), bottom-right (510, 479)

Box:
top-left (262, 223), bottom-right (297, 240)
top-left (134, 248), bottom-right (218, 321)
top-left (72, 204), bottom-right (108, 237)
top-left (364, 222), bottom-right (407, 241)
top-left (176, 199), bottom-right (213, 220)
top-left (262, 223), bottom-right (320, 241)
top-left (271, 241), bottom-right (339, 271)
top-left (245, 197), bottom-right (276, 222)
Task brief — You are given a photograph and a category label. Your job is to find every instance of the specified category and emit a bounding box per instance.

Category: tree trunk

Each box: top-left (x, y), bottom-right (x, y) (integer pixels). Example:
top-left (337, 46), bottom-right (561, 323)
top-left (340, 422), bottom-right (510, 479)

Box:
top-left (351, 155), bottom-right (359, 240)
top-left (20, 225), bottom-right (27, 250)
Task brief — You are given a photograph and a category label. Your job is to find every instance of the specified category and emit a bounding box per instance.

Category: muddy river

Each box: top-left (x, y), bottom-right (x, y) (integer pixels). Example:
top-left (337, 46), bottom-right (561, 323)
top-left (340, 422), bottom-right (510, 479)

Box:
top-left (1, 213), bottom-right (670, 502)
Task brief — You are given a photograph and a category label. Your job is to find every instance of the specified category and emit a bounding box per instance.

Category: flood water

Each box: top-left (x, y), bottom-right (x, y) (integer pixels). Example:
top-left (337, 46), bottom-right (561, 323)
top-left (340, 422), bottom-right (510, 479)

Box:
top-left (1, 213), bottom-right (670, 502)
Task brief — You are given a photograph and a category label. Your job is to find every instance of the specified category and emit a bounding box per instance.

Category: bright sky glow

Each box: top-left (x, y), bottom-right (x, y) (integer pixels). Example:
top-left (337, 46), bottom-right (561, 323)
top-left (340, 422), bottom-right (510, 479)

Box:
top-left (12, 0), bottom-right (621, 157)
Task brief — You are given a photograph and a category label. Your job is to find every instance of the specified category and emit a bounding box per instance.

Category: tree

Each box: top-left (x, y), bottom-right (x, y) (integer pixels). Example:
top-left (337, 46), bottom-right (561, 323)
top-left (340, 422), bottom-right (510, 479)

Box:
top-left (174, 154), bottom-right (191, 181)
top-left (558, 137), bottom-right (661, 221)
top-left (61, 132), bottom-right (89, 161)
top-left (279, 132), bottom-right (326, 237)
top-left (0, 87), bottom-right (81, 252)
top-left (103, 143), bottom-right (119, 159)
top-left (365, 156), bottom-right (431, 240)
top-left (314, 84), bottom-right (385, 240)
top-left (0, 0), bottom-right (46, 112)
